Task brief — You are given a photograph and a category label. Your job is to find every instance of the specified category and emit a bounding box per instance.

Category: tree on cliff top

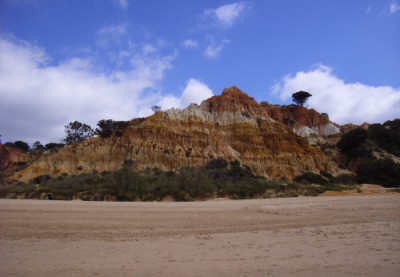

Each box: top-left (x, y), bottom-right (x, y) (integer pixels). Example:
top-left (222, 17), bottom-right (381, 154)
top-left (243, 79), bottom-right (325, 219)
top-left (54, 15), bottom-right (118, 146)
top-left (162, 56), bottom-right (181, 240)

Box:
top-left (64, 121), bottom-right (95, 143)
top-left (152, 105), bottom-right (161, 113)
top-left (292, 91), bottom-right (312, 106)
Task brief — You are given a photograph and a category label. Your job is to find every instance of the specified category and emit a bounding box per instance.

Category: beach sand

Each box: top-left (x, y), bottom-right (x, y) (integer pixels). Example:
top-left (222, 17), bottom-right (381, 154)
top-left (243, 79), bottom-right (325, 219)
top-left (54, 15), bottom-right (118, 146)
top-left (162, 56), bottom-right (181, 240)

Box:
top-left (1, 195), bottom-right (399, 276)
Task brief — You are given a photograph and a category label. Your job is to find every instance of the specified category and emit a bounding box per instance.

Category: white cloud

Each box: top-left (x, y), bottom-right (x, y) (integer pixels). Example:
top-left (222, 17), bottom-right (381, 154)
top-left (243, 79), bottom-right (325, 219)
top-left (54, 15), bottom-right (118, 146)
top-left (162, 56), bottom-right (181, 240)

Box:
top-left (97, 23), bottom-right (127, 37)
top-left (182, 39), bottom-right (199, 49)
top-left (204, 38), bottom-right (230, 59)
top-left (180, 79), bottom-right (214, 107)
top-left (271, 65), bottom-right (400, 125)
top-left (112, 0), bottom-right (128, 9)
top-left (205, 43), bottom-right (224, 59)
top-left (0, 36), bottom-right (174, 144)
top-left (142, 43), bottom-right (157, 55)
top-left (203, 2), bottom-right (252, 29)
top-left (389, 1), bottom-right (400, 14)
top-left (157, 79), bottom-right (214, 110)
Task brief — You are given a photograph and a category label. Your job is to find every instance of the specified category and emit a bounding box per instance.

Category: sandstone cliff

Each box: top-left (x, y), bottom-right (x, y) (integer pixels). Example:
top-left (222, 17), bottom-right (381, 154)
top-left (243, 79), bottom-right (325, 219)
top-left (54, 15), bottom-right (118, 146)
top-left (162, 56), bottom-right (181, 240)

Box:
top-left (263, 103), bottom-right (341, 141)
top-left (8, 87), bottom-right (344, 182)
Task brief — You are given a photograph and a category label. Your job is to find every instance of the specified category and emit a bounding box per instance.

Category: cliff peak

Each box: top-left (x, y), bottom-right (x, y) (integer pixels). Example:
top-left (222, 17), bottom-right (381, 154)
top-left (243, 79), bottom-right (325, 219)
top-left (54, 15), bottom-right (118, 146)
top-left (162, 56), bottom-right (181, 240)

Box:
top-left (221, 85), bottom-right (249, 96)
top-left (200, 86), bottom-right (267, 119)
top-left (220, 86), bottom-right (257, 103)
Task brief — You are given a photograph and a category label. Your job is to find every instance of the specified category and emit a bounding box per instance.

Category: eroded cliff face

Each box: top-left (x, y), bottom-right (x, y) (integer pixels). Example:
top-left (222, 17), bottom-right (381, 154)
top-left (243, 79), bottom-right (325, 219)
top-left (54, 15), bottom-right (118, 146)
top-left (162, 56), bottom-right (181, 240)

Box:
top-left (9, 87), bottom-right (343, 182)
top-left (0, 144), bottom-right (36, 177)
top-left (263, 103), bottom-right (341, 145)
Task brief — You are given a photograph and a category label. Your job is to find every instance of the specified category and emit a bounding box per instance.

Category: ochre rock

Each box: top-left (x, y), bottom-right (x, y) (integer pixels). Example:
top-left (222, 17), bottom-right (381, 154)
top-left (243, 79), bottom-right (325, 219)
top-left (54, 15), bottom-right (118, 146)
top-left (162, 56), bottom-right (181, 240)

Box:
top-left (9, 87), bottom-right (343, 182)
top-left (0, 144), bottom-right (35, 175)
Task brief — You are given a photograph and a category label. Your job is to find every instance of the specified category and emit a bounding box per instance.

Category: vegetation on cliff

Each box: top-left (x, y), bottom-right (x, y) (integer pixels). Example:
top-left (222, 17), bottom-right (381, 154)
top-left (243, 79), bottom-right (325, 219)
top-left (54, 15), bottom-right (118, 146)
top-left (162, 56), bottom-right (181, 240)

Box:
top-left (0, 158), bottom-right (356, 201)
top-left (337, 120), bottom-right (400, 187)
top-left (292, 90), bottom-right (312, 107)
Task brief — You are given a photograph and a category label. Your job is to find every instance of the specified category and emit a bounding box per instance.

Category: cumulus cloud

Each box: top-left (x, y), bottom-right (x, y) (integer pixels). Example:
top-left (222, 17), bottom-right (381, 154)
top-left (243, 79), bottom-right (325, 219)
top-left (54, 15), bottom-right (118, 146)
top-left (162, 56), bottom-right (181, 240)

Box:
top-left (180, 79), bottom-right (214, 107)
top-left (0, 36), bottom-right (174, 144)
top-left (389, 0), bottom-right (400, 14)
top-left (204, 38), bottom-right (230, 59)
top-left (157, 79), bottom-right (214, 110)
top-left (203, 2), bottom-right (252, 29)
top-left (272, 65), bottom-right (400, 125)
top-left (182, 39), bottom-right (199, 49)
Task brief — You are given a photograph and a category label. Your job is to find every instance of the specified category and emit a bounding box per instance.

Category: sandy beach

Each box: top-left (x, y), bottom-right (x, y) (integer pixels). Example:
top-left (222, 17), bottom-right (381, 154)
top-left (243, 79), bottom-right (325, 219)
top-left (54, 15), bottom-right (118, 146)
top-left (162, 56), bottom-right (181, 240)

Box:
top-left (1, 195), bottom-right (399, 276)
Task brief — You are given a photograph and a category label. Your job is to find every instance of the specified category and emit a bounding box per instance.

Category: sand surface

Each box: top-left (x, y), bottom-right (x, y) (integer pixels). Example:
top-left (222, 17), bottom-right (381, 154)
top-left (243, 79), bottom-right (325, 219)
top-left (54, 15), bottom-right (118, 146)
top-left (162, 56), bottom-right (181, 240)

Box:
top-left (1, 195), bottom-right (399, 276)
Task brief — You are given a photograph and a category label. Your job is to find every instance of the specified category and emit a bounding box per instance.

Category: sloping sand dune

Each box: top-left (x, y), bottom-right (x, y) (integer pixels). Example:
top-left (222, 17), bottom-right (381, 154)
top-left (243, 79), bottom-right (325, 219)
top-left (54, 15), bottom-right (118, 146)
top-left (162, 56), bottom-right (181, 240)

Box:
top-left (1, 195), bottom-right (399, 276)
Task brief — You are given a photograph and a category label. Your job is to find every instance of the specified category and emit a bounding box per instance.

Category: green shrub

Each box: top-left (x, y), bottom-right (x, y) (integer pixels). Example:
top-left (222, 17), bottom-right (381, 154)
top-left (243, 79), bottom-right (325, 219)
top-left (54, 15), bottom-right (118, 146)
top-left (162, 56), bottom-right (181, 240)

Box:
top-left (320, 170), bottom-right (333, 180)
top-left (383, 119), bottom-right (400, 137)
top-left (294, 172), bottom-right (329, 185)
top-left (206, 158), bottom-right (228, 170)
top-left (176, 168), bottom-right (215, 198)
top-left (5, 141), bottom-right (30, 151)
top-left (221, 179), bottom-right (265, 199)
top-left (229, 160), bottom-right (241, 168)
top-left (337, 128), bottom-right (368, 153)
top-left (368, 123), bottom-right (400, 156)
top-left (356, 158), bottom-right (400, 187)
top-left (45, 143), bottom-right (65, 150)
top-left (14, 141), bottom-right (30, 151)
top-left (32, 174), bottom-right (52, 184)
top-left (96, 119), bottom-right (129, 138)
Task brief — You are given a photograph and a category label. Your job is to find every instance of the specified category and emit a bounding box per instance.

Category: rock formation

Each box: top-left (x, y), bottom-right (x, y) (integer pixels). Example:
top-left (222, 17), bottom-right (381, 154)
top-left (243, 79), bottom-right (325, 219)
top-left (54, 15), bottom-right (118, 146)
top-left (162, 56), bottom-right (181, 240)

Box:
top-left (263, 103), bottom-right (340, 141)
top-left (6, 86), bottom-right (345, 182)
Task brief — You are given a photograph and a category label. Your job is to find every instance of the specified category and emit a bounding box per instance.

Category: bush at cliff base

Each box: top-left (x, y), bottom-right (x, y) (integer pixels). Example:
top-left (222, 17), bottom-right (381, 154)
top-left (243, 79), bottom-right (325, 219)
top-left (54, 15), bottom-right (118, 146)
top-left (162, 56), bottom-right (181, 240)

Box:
top-left (357, 158), bottom-right (400, 188)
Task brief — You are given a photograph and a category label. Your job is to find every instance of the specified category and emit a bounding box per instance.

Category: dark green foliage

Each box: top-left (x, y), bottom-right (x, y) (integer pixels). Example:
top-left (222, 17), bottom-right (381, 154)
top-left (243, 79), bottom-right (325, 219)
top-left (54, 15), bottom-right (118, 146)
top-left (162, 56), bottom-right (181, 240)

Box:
top-left (383, 119), bottom-right (400, 137)
top-left (368, 123), bottom-right (400, 156)
top-left (206, 158), bottom-right (228, 170)
top-left (152, 106), bottom-right (161, 112)
top-left (103, 166), bottom-right (142, 200)
top-left (0, 182), bottom-right (31, 198)
top-left (337, 121), bottom-right (400, 187)
top-left (102, 166), bottom-right (215, 201)
top-left (6, 141), bottom-right (30, 151)
top-left (64, 121), bottom-right (95, 143)
top-left (292, 91), bottom-right (312, 106)
top-left (96, 119), bottom-right (129, 138)
top-left (32, 141), bottom-right (44, 151)
top-left (294, 172), bottom-right (329, 185)
top-left (1, 157), bottom-right (361, 201)
top-left (176, 168), bottom-right (215, 199)
top-left (32, 174), bottom-right (52, 184)
top-left (337, 128), bottom-right (368, 153)
top-left (357, 159), bottom-right (400, 187)
top-left (218, 179), bottom-right (265, 199)
top-left (45, 143), bottom-right (65, 150)
top-left (229, 160), bottom-right (241, 168)
top-left (229, 163), bottom-right (254, 179)
top-left (44, 173), bottom-right (105, 199)
top-left (320, 170), bottom-right (333, 180)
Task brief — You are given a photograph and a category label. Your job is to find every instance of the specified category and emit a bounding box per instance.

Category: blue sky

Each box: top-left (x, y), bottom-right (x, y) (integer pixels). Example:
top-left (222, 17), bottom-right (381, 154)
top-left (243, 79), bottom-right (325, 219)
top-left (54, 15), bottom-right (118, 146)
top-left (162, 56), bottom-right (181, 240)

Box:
top-left (0, 0), bottom-right (399, 144)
